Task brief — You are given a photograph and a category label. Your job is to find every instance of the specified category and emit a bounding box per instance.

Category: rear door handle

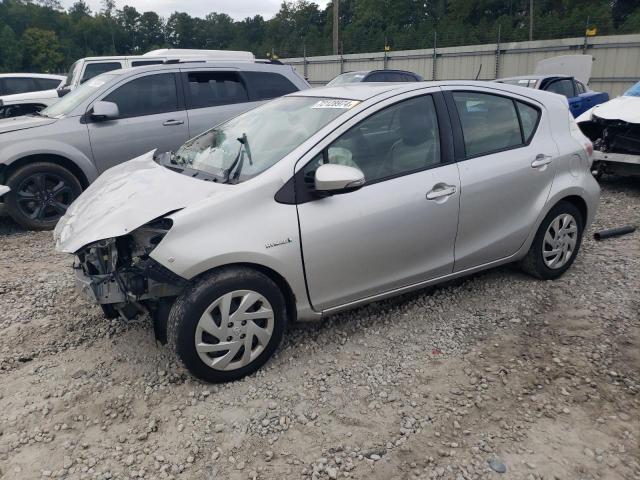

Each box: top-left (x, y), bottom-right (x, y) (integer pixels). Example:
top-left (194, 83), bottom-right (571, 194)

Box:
top-left (163, 119), bottom-right (184, 126)
top-left (531, 154), bottom-right (552, 168)
top-left (426, 185), bottom-right (457, 200)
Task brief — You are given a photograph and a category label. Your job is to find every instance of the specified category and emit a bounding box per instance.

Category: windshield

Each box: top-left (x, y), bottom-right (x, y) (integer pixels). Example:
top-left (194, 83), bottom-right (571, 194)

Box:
top-left (623, 81), bottom-right (640, 97)
top-left (42, 73), bottom-right (120, 118)
top-left (171, 96), bottom-right (359, 183)
top-left (61, 60), bottom-right (80, 89)
top-left (327, 72), bottom-right (366, 86)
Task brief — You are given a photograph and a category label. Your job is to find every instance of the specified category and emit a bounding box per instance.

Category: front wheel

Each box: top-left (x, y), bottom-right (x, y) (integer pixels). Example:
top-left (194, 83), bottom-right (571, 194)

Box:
top-left (520, 201), bottom-right (584, 280)
top-left (167, 267), bottom-right (287, 383)
top-left (5, 162), bottom-right (82, 230)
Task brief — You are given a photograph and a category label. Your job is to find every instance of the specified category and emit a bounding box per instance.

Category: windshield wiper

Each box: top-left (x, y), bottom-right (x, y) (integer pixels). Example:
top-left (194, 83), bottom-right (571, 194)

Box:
top-left (222, 133), bottom-right (252, 184)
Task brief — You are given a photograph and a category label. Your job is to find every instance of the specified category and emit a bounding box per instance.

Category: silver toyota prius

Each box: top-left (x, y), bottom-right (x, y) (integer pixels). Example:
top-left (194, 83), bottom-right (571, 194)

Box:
top-left (54, 81), bottom-right (600, 383)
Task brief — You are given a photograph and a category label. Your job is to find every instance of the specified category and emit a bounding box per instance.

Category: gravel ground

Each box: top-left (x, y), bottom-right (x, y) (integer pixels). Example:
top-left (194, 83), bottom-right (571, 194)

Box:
top-left (0, 177), bottom-right (638, 480)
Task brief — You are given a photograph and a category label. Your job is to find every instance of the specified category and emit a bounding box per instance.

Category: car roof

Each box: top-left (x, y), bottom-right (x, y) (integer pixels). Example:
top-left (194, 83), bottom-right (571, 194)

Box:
top-left (103, 61), bottom-right (294, 77)
top-left (0, 73), bottom-right (65, 80)
top-left (289, 80), bottom-right (568, 103)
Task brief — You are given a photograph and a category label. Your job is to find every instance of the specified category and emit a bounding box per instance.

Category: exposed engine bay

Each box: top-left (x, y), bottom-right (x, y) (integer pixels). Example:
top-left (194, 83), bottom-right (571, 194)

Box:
top-left (580, 115), bottom-right (640, 156)
top-left (74, 217), bottom-right (185, 322)
top-left (576, 84), bottom-right (640, 178)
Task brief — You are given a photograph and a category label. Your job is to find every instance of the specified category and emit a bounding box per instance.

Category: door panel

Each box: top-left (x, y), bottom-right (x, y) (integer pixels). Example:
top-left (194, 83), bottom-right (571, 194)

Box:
top-left (448, 89), bottom-right (557, 271)
top-left (87, 72), bottom-right (189, 173)
top-left (568, 96), bottom-right (583, 116)
top-left (298, 165), bottom-right (461, 310)
top-left (88, 111), bottom-right (189, 172)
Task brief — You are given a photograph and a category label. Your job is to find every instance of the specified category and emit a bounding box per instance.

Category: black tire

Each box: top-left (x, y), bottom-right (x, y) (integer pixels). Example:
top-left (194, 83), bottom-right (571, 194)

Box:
top-left (520, 201), bottom-right (584, 280)
top-left (5, 162), bottom-right (83, 231)
top-left (167, 267), bottom-right (288, 383)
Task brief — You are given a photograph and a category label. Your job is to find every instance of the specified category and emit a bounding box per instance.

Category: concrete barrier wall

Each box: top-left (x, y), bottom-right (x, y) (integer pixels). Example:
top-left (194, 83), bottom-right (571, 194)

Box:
top-left (283, 34), bottom-right (640, 97)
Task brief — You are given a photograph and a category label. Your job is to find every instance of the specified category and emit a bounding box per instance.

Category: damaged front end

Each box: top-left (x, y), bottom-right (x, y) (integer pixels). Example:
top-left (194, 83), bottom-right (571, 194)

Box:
top-left (74, 217), bottom-right (185, 324)
top-left (578, 100), bottom-right (640, 178)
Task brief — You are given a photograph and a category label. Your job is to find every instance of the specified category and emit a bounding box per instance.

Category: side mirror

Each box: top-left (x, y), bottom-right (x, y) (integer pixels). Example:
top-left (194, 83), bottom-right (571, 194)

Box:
top-left (57, 87), bottom-right (71, 98)
top-left (314, 163), bottom-right (365, 194)
top-left (90, 101), bottom-right (119, 121)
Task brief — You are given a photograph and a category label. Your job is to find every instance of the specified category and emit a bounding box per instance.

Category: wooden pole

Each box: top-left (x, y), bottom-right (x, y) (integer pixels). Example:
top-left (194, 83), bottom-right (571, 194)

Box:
top-left (333, 0), bottom-right (339, 55)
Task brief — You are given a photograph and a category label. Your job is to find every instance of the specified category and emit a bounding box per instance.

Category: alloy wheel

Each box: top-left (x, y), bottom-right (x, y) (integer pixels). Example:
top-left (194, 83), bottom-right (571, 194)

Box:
top-left (195, 290), bottom-right (275, 371)
top-left (15, 172), bottom-right (75, 223)
top-left (542, 213), bottom-right (578, 269)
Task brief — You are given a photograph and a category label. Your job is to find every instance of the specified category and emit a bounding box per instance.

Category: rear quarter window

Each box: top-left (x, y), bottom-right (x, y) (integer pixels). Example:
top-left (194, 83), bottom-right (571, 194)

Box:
top-left (516, 101), bottom-right (541, 143)
top-left (452, 91), bottom-right (524, 157)
top-left (243, 71), bottom-right (298, 100)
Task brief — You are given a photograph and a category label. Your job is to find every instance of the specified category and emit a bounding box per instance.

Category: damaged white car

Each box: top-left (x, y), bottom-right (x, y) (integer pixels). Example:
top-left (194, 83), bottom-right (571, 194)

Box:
top-left (577, 81), bottom-right (640, 177)
top-left (55, 82), bottom-right (599, 383)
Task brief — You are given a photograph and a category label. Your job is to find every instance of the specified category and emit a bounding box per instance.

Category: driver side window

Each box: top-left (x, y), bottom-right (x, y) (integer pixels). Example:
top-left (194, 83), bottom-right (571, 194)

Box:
top-left (303, 95), bottom-right (440, 185)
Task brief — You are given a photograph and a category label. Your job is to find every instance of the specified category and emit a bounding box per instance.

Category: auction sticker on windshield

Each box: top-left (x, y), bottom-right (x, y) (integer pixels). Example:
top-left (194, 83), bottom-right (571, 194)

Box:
top-left (312, 99), bottom-right (360, 109)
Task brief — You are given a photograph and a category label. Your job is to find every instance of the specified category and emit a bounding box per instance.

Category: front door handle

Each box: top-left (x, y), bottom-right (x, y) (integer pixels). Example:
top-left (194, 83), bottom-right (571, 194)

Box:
top-left (531, 154), bottom-right (552, 168)
top-left (426, 184), bottom-right (457, 200)
top-left (163, 119), bottom-right (184, 126)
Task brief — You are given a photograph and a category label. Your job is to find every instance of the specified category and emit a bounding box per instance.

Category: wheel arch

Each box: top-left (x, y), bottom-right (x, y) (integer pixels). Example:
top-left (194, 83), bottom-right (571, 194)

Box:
top-left (192, 262), bottom-right (298, 323)
top-left (558, 194), bottom-right (588, 226)
top-left (1, 154), bottom-right (90, 188)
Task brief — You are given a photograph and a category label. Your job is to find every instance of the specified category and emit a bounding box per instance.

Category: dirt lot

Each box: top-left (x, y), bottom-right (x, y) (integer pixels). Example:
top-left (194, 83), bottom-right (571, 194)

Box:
top-left (0, 177), bottom-right (638, 480)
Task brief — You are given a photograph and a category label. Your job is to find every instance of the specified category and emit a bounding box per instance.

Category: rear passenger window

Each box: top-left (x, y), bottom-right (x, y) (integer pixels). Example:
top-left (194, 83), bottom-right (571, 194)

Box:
top-left (81, 62), bottom-right (123, 84)
top-left (453, 92), bottom-right (522, 157)
top-left (104, 73), bottom-right (178, 118)
top-left (243, 71), bottom-right (298, 100)
top-left (2, 77), bottom-right (36, 95)
top-left (184, 71), bottom-right (248, 108)
top-left (35, 78), bottom-right (61, 90)
top-left (516, 101), bottom-right (540, 143)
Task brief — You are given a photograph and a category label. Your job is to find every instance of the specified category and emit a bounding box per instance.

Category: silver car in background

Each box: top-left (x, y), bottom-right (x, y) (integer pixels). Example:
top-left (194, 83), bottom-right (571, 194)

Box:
top-left (0, 61), bottom-right (308, 229)
top-left (55, 81), bottom-right (600, 383)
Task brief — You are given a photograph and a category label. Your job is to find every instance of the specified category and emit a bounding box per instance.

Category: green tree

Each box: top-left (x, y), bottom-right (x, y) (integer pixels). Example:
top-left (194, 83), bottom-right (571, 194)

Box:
top-left (0, 25), bottom-right (23, 72)
top-left (138, 11), bottom-right (165, 51)
top-left (117, 5), bottom-right (141, 52)
top-left (22, 27), bottom-right (64, 72)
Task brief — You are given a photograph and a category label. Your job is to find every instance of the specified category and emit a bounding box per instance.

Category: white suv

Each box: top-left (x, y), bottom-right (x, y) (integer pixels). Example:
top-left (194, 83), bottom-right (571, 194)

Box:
top-left (0, 50), bottom-right (254, 118)
top-left (0, 73), bottom-right (65, 118)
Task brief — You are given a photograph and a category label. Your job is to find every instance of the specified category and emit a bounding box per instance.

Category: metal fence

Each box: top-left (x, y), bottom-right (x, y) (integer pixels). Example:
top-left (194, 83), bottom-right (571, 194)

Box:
top-left (282, 33), bottom-right (640, 97)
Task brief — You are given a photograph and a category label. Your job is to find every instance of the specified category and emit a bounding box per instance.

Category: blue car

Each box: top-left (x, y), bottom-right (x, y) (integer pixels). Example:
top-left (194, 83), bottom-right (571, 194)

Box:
top-left (496, 75), bottom-right (609, 117)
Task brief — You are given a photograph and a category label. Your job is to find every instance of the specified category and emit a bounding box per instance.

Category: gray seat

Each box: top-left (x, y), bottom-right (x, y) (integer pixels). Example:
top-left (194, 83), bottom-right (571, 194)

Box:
top-left (389, 102), bottom-right (439, 174)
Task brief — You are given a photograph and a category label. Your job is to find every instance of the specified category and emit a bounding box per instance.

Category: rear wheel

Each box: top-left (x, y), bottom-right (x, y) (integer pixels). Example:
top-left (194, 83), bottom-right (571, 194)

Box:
top-left (167, 267), bottom-right (287, 383)
top-left (520, 201), bottom-right (584, 280)
top-left (5, 162), bottom-right (82, 230)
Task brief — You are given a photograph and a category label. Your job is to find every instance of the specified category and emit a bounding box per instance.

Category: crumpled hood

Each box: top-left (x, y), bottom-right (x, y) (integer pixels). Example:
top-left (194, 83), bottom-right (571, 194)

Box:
top-left (585, 95), bottom-right (640, 124)
top-left (54, 151), bottom-right (223, 253)
top-left (0, 114), bottom-right (56, 134)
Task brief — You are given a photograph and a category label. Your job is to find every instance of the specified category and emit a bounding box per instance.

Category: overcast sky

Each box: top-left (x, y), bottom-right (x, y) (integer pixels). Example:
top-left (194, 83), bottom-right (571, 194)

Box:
top-left (61, 0), bottom-right (332, 20)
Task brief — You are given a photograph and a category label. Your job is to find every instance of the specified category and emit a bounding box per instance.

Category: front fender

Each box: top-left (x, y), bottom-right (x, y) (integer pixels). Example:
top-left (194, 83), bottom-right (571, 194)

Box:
top-left (0, 138), bottom-right (98, 183)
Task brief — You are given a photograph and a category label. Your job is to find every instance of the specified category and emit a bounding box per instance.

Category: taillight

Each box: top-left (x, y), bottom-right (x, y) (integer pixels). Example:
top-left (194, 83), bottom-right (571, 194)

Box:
top-left (585, 141), bottom-right (593, 157)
